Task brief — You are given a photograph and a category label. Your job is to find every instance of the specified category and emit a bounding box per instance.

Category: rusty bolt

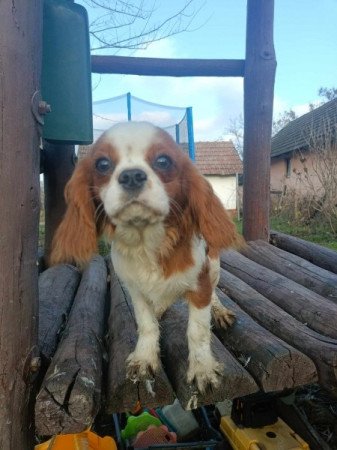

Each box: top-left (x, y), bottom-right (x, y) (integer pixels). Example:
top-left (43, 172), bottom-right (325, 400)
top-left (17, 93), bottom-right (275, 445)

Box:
top-left (38, 101), bottom-right (52, 115)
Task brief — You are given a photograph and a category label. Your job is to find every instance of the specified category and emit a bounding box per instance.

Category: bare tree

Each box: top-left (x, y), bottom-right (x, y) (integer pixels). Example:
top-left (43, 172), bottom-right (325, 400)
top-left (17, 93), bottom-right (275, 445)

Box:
top-left (78, 0), bottom-right (203, 51)
top-left (226, 114), bottom-right (244, 158)
top-left (272, 108), bottom-right (297, 136)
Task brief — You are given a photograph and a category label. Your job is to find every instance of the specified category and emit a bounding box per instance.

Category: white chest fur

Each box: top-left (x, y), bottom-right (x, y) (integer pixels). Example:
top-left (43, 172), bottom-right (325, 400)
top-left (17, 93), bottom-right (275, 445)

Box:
top-left (110, 222), bottom-right (207, 316)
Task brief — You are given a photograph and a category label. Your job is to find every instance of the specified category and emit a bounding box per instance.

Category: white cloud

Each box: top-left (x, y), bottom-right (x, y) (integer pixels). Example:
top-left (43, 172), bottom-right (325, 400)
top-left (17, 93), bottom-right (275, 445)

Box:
top-left (92, 39), bottom-right (244, 142)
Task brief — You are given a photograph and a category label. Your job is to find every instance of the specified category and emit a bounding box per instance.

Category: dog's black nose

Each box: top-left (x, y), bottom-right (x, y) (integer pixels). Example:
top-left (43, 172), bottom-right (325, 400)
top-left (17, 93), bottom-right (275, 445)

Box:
top-left (118, 168), bottom-right (147, 191)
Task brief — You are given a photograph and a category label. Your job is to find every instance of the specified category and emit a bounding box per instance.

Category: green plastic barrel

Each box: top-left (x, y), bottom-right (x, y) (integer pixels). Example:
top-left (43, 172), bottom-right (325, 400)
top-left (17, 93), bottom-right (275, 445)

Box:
top-left (42, 0), bottom-right (93, 144)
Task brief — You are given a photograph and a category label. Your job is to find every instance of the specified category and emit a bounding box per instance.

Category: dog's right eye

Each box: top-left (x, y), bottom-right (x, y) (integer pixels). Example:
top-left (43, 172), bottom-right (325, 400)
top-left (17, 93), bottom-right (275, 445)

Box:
top-left (95, 157), bottom-right (113, 174)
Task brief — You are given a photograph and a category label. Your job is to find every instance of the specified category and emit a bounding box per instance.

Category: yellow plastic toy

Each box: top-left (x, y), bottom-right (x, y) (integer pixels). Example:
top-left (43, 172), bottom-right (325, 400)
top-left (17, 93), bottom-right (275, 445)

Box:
top-left (35, 430), bottom-right (117, 450)
top-left (220, 416), bottom-right (309, 450)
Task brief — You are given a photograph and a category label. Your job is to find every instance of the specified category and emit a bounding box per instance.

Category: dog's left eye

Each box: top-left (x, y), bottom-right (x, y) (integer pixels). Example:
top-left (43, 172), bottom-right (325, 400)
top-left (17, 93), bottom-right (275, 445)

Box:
top-left (153, 154), bottom-right (173, 171)
top-left (95, 157), bottom-right (113, 174)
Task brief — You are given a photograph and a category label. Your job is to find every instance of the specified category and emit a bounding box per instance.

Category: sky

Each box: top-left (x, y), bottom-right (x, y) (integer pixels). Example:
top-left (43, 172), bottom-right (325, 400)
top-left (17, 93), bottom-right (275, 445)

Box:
top-left (82, 0), bottom-right (337, 142)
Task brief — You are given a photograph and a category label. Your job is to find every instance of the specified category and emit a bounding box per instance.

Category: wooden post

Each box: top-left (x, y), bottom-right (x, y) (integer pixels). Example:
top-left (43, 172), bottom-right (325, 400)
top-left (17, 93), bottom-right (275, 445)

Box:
top-left (243, 0), bottom-right (276, 241)
top-left (0, 1), bottom-right (42, 449)
top-left (43, 142), bottom-right (76, 261)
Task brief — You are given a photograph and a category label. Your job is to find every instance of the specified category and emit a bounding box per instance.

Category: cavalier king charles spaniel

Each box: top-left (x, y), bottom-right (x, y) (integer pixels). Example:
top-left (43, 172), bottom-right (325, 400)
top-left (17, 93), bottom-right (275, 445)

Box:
top-left (50, 121), bottom-right (240, 392)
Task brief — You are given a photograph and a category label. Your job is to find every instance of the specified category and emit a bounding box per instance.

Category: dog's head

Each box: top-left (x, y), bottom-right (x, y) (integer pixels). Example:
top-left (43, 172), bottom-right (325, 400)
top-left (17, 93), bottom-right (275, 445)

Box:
top-left (50, 122), bottom-right (239, 266)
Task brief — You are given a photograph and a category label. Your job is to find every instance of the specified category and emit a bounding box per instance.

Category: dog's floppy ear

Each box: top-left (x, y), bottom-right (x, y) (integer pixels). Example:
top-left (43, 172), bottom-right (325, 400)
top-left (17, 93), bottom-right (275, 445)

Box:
top-left (186, 162), bottom-right (241, 253)
top-left (49, 158), bottom-right (98, 267)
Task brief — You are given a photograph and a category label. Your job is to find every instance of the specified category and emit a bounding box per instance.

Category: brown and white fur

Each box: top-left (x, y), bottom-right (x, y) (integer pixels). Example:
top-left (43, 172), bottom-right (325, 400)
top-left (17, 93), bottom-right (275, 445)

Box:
top-left (50, 121), bottom-right (240, 392)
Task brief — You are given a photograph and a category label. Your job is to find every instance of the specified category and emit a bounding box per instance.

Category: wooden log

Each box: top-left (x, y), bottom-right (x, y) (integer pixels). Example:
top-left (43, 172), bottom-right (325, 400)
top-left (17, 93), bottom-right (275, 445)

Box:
top-left (106, 268), bottom-right (175, 413)
top-left (160, 302), bottom-right (258, 410)
top-left (218, 268), bottom-right (337, 393)
top-left (241, 240), bottom-right (337, 303)
top-left (38, 264), bottom-right (81, 362)
top-left (35, 256), bottom-right (108, 435)
top-left (243, 0), bottom-right (276, 241)
top-left (91, 55), bottom-right (245, 77)
top-left (0, 1), bottom-right (42, 448)
top-left (270, 230), bottom-right (337, 275)
top-left (214, 288), bottom-right (317, 391)
top-left (43, 142), bottom-right (76, 263)
top-left (220, 250), bottom-right (337, 339)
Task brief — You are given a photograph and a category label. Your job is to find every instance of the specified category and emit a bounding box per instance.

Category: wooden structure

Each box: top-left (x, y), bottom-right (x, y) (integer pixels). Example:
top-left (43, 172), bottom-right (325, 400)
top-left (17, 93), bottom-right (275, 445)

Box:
top-left (35, 232), bottom-right (337, 435)
top-left (5, 0), bottom-right (323, 446)
top-left (0, 2), bottom-right (43, 449)
top-left (43, 0), bottom-right (276, 256)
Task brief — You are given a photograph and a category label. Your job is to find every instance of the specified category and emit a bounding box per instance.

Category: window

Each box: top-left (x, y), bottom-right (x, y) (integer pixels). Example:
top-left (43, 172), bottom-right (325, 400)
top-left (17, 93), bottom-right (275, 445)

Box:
top-left (285, 158), bottom-right (292, 178)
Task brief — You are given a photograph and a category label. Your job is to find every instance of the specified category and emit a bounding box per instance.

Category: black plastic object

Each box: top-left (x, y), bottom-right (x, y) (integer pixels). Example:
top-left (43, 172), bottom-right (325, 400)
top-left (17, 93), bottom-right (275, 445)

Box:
top-left (231, 393), bottom-right (278, 428)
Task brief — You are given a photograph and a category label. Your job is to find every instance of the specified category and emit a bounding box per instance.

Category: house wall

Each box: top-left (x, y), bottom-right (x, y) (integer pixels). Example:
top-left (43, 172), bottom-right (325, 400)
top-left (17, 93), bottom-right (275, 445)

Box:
top-left (270, 150), bottom-right (322, 196)
top-left (205, 175), bottom-right (238, 211)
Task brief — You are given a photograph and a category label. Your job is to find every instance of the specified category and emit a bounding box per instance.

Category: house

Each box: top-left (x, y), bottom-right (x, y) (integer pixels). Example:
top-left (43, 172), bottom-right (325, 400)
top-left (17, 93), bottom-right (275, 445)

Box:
top-left (270, 98), bottom-right (337, 199)
top-left (194, 141), bottom-right (243, 215)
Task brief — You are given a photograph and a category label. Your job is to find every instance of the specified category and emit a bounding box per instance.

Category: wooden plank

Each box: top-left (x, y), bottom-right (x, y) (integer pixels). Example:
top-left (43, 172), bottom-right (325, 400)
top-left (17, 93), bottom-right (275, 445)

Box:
top-left (91, 55), bottom-right (245, 77)
top-left (270, 230), bottom-right (337, 274)
top-left (43, 142), bottom-right (76, 262)
top-left (0, 1), bottom-right (42, 448)
top-left (38, 264), bottom-right (81, 362)
top-left (241, 240), bottom-right (337, 303)
top-left (214, 288), bottom-right (317, 391)
top-left (35, 256), bottom-right (107, 435)
top-left (220, 250), bottom-right (337, 339)
top-left (160, 302), bottom-right (258, 410)
top-left (243, 0), bottom-right (276, 241)
top-left (106, 267), bottom-right (175, 413)
top-left (218, 268), bottom-right (337, 394)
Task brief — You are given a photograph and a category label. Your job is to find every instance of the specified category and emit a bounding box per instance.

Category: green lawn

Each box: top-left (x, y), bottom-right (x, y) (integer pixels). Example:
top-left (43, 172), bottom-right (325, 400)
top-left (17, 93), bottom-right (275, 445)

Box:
top-left (234, 217), bottom-right (337, 251)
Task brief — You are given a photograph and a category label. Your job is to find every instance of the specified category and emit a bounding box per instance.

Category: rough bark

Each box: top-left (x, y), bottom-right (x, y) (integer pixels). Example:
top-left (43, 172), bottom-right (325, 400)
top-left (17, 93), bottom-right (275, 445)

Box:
top-left (91, 55), bottom-right (245, 77)
top-left (214, 288), bottom-right (317, 391)
top-left (221, 250), bottom-right (337, 339)
top-left (35, 256), bottom-right (107, 435)
top-left (160, 302), bottom-right (258, 409)
top-left (0, 1), bottom-right (42, 448)
top-left (38, 264), bottom-right (81, 362)
top-left (243, 0), bottom-right (276, 240)
top-left (43, 142), bottom-right (76, 262)
top-left (106, 267), bottom-right (175, 413)
top-left (218, 268), bottom-right (337, 393)
top-left (270, 230), bottom-right (337, 275)
top-left (242, 240), bottom-right (337, 303)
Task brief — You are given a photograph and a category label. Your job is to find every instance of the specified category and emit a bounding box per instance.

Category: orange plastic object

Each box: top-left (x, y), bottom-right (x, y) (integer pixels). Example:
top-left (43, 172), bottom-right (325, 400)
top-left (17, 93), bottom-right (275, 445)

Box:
top-left (35, 430), bottom-right (117, 450)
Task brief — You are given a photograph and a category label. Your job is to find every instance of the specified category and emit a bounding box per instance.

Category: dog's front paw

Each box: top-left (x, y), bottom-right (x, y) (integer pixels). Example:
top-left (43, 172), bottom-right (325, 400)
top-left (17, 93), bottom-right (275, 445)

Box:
top-left (126, 352), bottom-right (160, 382)
top-left (212, 304), bottom-right (236, 329)
top-left (187, 358), bottom-right (224, 393)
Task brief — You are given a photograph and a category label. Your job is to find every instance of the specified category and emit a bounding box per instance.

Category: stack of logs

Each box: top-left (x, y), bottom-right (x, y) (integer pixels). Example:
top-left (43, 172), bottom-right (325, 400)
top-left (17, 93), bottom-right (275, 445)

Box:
top-left (35, 231), bottom-right (337, 436)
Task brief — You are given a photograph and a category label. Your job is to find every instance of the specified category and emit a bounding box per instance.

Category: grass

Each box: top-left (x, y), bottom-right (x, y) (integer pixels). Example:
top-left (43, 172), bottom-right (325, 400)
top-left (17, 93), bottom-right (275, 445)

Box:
top-left (234, 216), bottom-right (337, 251)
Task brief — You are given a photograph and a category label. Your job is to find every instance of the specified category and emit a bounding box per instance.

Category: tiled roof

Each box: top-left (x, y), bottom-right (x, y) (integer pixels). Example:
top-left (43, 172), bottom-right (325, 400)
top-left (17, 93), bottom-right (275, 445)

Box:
top-left (78, 141), bottom-right (243, 176)
top-left (271, 98), bottom-right (337, 157)
top-left (194, 141), bottom-right (243, 176)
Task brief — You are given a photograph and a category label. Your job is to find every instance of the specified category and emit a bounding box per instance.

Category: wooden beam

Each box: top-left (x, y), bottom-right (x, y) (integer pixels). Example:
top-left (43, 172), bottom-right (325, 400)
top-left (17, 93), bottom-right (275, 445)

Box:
top-left (107, 266), bottom-right (175, 413)
top-left (91, 55), bottom-right (245, 77)
top-left (160, 302), bottom-right (258, 409)
top-left (242, 240), bottom-right (337, 303)
top-left (270, 230), bottom-right (337, 275)
top-left (0, 1), bottom-right (42, 448)
top-left (214, 288), bottom-right (317, 391)
top-left (38, 264), bottom-right (81, 362)
top-left (217, 268), bottom-right (337, 394)
top-left (220, 250), bottom-right (337, 339)
top-left (35, 256), bottom-right (107, 435)
top-left (43, 142), bottom-right (76, 263)
top-left (243, 0), bottom-right (276, 241)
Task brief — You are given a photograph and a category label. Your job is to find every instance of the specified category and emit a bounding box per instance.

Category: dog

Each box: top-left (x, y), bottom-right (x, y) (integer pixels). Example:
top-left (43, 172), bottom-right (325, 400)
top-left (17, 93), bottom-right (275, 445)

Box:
top-left (50, 121), bottom-right (240, 392)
